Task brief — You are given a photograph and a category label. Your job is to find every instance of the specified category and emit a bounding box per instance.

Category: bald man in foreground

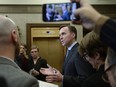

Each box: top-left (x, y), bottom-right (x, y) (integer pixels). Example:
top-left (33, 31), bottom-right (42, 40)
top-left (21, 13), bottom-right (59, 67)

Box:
top-left (0, 15), bottom-right (39, 87)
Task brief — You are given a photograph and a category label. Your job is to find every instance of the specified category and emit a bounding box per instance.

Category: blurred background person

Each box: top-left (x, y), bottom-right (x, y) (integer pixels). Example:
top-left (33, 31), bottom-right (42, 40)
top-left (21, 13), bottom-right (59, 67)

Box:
top-left (61, 4), bottom-right (70, 21)
top-left (78, 31), bottom-right (110, 87)
top-left (69, 2), bottom-right (77, 20)
top-left (53, 9), bottom-right (63, 21)
top-left (15, 43), bottom-right (29, 73)
top-left (28, 45), bottom-right (48, 81)
top-left (46, 4), bottom-right (55, 21)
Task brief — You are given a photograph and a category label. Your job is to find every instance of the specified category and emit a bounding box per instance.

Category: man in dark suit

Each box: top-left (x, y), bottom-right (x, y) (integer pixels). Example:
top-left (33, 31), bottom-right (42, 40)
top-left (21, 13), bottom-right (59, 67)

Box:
top-left (0, 15), bottom-right (39, 87)
top-left (40, 25), bottom-right (95, 87)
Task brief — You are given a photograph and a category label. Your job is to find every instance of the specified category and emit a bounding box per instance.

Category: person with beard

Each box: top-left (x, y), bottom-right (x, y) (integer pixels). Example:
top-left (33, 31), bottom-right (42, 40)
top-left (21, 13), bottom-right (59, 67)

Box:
top-left (0, 15), bottom-right (39, 87)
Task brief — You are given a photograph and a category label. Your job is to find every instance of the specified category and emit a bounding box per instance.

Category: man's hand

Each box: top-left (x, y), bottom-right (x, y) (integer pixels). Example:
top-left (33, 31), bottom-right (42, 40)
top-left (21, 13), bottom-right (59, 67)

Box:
top-left (40, 64), bottom-right (63, 83)
top-left (30, 69), bottom-right (39, 76)
top-left (46, 68), bottom-right (63, 83)
top-left (40, 64), bottom-right (56, 75)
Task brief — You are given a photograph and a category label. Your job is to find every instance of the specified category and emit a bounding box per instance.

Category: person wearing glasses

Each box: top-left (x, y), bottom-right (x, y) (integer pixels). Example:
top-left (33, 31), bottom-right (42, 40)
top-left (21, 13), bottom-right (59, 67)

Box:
top-left (0, 15), bottom-right (39, 87)
top-left (71, 0), bottom-right (116, 87)
top-left (78, 31), bottom-right (110, 87)
top-left (102, 48), bottom-right (116, 87)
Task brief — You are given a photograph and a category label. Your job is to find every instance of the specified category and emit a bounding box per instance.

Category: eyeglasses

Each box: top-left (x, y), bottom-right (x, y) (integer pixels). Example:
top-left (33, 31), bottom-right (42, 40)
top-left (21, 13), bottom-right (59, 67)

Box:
top-left (102, 64), bottom-right (115, 83)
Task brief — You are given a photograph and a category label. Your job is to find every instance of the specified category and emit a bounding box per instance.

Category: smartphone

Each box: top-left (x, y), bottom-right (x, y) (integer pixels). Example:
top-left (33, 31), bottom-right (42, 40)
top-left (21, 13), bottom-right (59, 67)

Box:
top-left (42, 2), bottom-right (80, 22)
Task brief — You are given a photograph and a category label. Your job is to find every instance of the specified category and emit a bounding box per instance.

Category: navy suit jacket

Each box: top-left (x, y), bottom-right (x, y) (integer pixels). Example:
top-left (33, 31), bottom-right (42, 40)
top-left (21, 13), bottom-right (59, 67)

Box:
top-left (62, 43), bottom-right (95, 87)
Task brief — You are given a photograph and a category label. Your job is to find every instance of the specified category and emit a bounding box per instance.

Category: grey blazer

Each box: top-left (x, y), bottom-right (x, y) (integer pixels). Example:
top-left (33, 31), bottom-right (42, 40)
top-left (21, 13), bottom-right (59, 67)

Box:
top-left (0, 57), bottom-right (39, 87)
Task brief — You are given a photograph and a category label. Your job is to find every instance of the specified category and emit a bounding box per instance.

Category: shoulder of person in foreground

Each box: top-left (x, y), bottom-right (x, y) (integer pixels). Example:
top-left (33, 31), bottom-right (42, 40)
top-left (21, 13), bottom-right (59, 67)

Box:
top-left (10, 68), bottom-right (39, 87)
top-left (20, 70), bottom-right (39, 87)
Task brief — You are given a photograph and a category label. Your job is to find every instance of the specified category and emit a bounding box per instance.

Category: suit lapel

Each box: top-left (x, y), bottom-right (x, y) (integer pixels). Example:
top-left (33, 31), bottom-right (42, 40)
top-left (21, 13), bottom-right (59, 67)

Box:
top-left (63, 50), bottom-right (72, 67)
top-left (62, 43), bottom-right (78, 73)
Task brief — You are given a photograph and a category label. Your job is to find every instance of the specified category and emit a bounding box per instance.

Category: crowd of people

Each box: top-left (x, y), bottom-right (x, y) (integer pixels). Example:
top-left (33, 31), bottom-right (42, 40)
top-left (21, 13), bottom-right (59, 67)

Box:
top-left (41, 0), bottom-right (116, 87)
top-left (15, 44), bottom-right (48, 81)
top-left (0, 0), bottom-right (116, 87)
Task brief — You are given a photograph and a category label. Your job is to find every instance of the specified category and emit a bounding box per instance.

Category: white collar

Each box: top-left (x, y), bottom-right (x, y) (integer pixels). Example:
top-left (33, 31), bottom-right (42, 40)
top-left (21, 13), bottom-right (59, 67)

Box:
top-left (67, 41), bottom-right (77, 50)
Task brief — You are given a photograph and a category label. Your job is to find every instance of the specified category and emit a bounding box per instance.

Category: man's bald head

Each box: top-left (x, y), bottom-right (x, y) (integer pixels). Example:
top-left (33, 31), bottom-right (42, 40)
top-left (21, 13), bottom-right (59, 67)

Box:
top-left (0, 15), bottom-right (18, 44)
top-left (0, 15), bottom-right (20, 60)
top-left (0, 16), bottom-right (17, 35)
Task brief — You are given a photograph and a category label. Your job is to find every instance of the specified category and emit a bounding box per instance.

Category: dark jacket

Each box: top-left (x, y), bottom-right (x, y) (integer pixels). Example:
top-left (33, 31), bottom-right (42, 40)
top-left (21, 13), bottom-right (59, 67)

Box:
top-left (82, 65), bottom-right (111, 87)
top-left (62, 43), bottom-right (95, 87)
top-left (16, 54), bottom-right (30, 72)
top-left (28, 57), bottom-right (48, 81)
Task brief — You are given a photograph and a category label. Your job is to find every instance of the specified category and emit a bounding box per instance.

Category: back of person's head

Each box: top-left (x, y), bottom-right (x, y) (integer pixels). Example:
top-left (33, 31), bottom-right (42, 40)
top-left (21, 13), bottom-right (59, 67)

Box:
top-left (0, 15), bottom-right (20, 59)
top-left (0, 15), bottom-right (17, 45)
top-left (59, 25), bottom-right (77, 39)
top-left (79, 31), bottom-right (107, 61)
